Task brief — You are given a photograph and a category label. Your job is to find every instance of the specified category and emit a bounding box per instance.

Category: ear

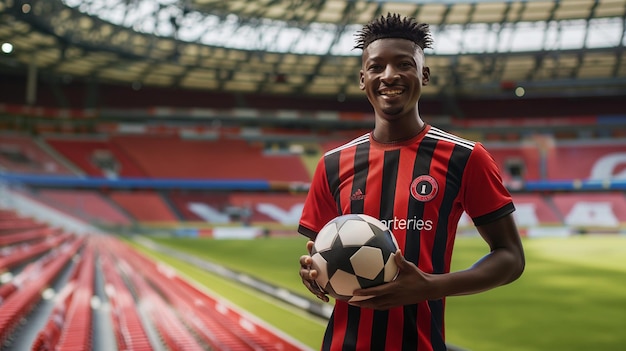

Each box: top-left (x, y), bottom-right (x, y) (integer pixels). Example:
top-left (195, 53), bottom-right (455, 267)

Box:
top-left (359, 70), bottom-right (365, 90)
top-left (422, 66), bottom-right (431, 86)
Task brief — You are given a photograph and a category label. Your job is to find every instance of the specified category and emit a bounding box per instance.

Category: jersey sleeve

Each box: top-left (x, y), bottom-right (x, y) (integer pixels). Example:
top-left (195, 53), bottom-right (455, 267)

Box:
top-left (298, 156), bottom-right (339, 240)
top-left (461, 142), bottom-right (515, 226)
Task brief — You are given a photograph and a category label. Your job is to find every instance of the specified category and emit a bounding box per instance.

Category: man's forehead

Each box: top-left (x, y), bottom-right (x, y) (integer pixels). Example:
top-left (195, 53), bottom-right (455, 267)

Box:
top-left (362, 38), bottom-right (424, 59)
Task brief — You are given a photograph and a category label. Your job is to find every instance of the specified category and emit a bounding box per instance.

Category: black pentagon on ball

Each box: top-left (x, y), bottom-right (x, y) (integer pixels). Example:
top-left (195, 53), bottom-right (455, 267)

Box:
top-left (318, 232), bottom-right (361, 278)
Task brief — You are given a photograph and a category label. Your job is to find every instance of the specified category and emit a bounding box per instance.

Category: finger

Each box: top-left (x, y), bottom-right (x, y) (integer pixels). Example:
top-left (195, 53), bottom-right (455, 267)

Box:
top-left (306, 240), bottom-right (315, 253)
top-left (299, 254), bottom-right (312, 267)
top-left (303, 274), bottom-right (329, 301)
top-left (310, 280), bottom-right (329, 302)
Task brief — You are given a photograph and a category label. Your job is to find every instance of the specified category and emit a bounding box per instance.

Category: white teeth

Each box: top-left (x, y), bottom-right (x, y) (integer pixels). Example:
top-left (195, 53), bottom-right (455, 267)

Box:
top-left (380, 89), bottom-right (402, 96)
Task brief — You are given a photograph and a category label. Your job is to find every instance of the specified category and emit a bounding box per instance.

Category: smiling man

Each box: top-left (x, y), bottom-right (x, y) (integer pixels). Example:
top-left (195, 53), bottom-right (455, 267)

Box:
top-left (298, 13), bottom-right (525, 351)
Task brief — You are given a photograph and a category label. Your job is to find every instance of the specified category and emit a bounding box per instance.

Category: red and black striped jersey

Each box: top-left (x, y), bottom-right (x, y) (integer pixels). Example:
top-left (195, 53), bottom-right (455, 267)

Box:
top-left (298, 125), bottom-right (514, 351)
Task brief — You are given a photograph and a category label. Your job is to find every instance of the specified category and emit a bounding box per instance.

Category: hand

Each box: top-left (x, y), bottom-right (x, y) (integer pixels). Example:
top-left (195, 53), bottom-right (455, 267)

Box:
top-left (349, 250), bottom-right (435, 310)
top-left (299, 240), bottom-right (330, 302)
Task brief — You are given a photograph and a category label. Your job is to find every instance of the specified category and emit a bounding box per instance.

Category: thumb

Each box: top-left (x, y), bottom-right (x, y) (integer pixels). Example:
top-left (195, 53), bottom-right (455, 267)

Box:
top-left (394, 249), bottom-right (412, 270)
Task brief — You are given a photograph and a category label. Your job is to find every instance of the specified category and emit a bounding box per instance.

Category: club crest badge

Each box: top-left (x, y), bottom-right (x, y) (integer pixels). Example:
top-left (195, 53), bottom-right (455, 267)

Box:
top-left (410, 175), bottom-right (438, 202)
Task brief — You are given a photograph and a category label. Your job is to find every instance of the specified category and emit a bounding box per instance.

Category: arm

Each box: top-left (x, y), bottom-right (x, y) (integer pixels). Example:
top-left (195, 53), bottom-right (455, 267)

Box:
top-left (434, 213), bottom-right (525, 296)
top-left (351, 213), bottom-right (525, 309)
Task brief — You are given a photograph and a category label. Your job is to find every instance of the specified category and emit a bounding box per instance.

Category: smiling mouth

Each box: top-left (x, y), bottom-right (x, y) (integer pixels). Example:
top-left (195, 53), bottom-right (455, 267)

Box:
top-left (379, 89), bottom-right (404, 97)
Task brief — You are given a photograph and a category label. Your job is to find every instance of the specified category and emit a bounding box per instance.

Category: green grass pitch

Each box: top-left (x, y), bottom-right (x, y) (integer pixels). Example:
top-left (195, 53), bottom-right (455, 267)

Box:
top-left (136, 234), bottom-right (626, 351)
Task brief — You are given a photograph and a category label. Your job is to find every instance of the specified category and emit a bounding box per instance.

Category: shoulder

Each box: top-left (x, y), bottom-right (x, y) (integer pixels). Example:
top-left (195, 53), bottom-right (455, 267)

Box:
top-left (323, 133), bottom-right (371, 157)
top-left (425, 126), bottom-right (476, 151)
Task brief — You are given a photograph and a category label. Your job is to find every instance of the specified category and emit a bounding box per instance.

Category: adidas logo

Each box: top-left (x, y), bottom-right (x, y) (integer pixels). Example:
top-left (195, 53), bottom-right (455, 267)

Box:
top-left (350, 189), bottom-right (365, 200)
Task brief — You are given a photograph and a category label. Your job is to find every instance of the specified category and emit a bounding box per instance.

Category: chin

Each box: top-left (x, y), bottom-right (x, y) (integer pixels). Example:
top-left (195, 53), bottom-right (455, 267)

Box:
top-left (380, 106), bottom-right (404, 116)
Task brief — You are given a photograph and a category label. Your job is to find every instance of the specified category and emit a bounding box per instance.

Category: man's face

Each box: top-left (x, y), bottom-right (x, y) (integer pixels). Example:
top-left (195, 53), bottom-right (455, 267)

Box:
top-left (359, 38), bottom-right (430, 119)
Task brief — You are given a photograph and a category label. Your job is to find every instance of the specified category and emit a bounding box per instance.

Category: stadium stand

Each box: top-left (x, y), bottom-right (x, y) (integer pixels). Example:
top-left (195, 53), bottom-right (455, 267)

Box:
top-left (0, 133), bottom-right (76, 176)
top-left (0, 235), bottom-right (84, 346)
top-left (111, 134), bottom-right (311, 181)
top-left (2, 127), bottom-right (626, 232)
top-left (547, 141), bottom-right (626, 180)
top-left (55, 242), bottom-right (95, 351)
top-left (108, 190), bottom-right (179, 222)
top-left (98, 239), bottom-right (153, 351)
top-left (34, 189), bottom-right (132, 226)
top-left (0, 193), bottom-right (311, 350)
top-left (44, 136), bottom-right (148, 178)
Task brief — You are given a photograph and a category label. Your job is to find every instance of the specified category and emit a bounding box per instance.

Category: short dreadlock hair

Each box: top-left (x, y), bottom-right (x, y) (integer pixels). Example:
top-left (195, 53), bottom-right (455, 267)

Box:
top-left (354, 13), bottom-right (433, 51)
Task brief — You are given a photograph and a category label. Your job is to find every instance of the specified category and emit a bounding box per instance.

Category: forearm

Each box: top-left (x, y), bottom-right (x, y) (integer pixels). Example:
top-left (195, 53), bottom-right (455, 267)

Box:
top-left (431, 246), bottom-right (525, 299)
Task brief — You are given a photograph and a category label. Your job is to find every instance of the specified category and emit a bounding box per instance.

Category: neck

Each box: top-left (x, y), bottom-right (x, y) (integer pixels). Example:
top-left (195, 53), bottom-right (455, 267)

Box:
top-left (372, 117), bottom-right (426, 143)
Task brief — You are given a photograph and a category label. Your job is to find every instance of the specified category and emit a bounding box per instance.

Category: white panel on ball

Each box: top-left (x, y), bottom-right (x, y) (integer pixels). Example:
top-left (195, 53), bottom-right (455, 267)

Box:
top-left (315, 224), bottom-right (338, 251)
top-left (338, 220), bottom-right (375, 246)
top-left (329, 270), bottom-right (361, 297)
top-left (350, 246), bottom-right (384, 280)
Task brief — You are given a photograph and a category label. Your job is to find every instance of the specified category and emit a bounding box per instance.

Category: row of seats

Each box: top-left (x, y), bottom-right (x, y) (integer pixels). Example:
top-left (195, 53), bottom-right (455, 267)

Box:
top-left (112, 234), bottom-right (304, 351)
top-left (0, 212), bottom-right (84, 346)
top-left (0, 208), bottom-right (307, 350)
top-left (99, 240), bottom-right (153, 350)
top-left (54, 242), bottom-right (95, 351)
top-left (2, 132), bottom-right (625, 182)
top-left (43, 134), bottom-right (312, 181)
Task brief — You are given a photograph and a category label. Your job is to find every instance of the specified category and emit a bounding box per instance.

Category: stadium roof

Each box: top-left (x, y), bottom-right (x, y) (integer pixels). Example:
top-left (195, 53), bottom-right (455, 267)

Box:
top-left (0, 0), bottom-right (625, 99)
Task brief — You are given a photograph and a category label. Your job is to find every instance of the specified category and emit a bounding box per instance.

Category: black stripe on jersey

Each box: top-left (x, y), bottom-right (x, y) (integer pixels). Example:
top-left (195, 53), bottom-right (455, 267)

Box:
top-left (473, 202), bottom-right (515, 226)
top-left (350, 142), bottom-right (370, 214)
top-left (379, 149), bottom-right (400, 220)
top-left (403, 137), bottom-right (437, 351)
top-left (369, 149), bottom-right (402, 350)
top-left (298, 225), bottom-right (317, 240)
top-left (321, 313), bottom-right (334, 351)
top-left (431, 143), bottom-right (472, 274)
top-left (344, 305), bottom-right (360, 351)
top-left (428, 299), bottom-right (447, 351)
top-left (324, 151), bottom-right (342, 216)
top-left (405, 138), bottom-right (437, 265)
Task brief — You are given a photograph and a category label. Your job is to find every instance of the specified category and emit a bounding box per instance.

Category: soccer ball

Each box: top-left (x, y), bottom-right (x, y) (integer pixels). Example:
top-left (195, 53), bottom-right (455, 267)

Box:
top-left (310, 214), bottom-right (400, 302)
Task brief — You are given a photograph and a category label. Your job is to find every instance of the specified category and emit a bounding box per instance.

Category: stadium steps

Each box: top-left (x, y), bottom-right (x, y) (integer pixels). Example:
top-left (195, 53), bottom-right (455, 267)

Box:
top-left (99, 242), bottom-right (154, 350)
top-left (0, 237), bottom-right (84, 346)
top-left (0, 133), bottom-right (76, 176)
top-left (33, 136), bottom-right (85, 176)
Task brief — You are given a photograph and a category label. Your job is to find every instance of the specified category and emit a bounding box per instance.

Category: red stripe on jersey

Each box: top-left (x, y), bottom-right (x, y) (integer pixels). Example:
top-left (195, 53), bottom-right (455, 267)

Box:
top-left (330, 302), bottom-right (349, 350)
top-left (385, 307), bottom-right (404, 349)
top-left (356, 308), bottom-right (373, 349)
top-left (391, 143), bottom-right (417, 251)
top-left (418, 302), bottom-right (434, 351)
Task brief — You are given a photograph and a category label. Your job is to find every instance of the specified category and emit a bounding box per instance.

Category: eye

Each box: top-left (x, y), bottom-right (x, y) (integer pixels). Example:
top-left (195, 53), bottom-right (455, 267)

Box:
top-left (367, 63), bottom-right (383, 72)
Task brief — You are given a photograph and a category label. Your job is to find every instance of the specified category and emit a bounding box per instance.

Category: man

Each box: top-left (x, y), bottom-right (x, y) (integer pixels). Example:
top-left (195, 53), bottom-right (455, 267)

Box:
top-left (298, 13), bottom-right (525, 351)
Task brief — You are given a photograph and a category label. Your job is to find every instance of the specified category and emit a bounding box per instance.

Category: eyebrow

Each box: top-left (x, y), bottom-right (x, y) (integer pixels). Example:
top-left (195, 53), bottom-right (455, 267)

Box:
top-left (364, 53), bottom-right (417, 63)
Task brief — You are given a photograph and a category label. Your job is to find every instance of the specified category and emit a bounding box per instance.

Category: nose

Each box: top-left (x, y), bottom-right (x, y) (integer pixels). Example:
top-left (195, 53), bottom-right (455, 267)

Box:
top-left (380, 65), bottom-right (400, 84)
